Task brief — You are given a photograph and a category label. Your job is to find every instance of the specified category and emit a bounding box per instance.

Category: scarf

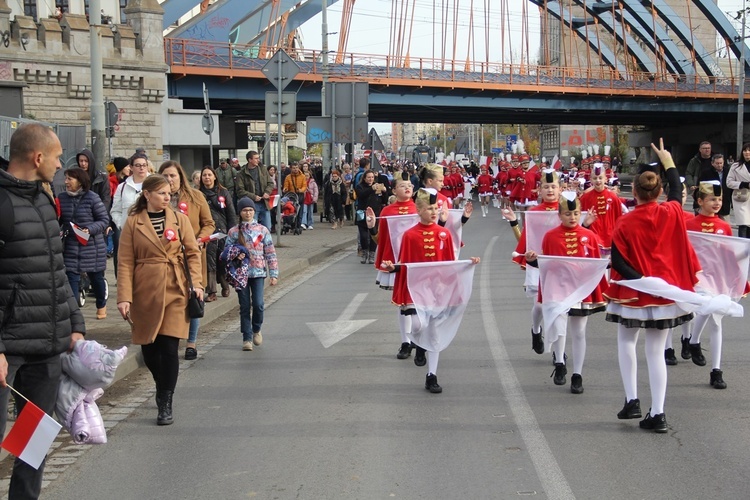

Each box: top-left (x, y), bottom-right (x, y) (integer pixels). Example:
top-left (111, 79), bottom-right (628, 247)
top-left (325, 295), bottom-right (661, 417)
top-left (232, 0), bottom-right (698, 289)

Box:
top-left (329, 177), bottom-right (342, 195)
top-left (66, 188), bottom-right (82, 197)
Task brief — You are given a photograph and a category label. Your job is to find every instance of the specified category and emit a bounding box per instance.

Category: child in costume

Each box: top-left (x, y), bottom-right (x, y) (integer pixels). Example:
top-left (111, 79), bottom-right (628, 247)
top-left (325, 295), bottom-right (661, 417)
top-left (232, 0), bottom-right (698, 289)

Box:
top-left (523, 192), bottom-right (607, 394)
top-left (381, 188), bottom-right (480, 393)
top-left (476, 166), bottom-right (495, 217)
top-left (579, 162), bottom-right (624, 256)
top-left (605, 139), bottom-right (701, 434)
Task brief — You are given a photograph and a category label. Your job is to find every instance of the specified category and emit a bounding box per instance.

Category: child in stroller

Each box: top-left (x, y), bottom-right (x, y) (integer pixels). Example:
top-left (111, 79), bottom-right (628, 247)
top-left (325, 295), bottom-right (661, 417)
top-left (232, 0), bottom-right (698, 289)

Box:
top-left (280, 193), bottom-right (302, 235)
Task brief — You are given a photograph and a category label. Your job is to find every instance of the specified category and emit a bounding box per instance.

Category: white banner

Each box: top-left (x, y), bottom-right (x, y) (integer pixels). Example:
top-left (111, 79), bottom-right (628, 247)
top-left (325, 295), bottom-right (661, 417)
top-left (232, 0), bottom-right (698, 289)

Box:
top-left (538, 256), bottom-right (610, 347)
top-left (687, 231), bottom-right (750, 301)
top-left (523, 211), bottom-right (587, 254)
top-left (385, 214), bottom-right (419, 261)
top-left (405, 260), bottom-right (476, 352)
top-left (446, 209), bottom-right (464, 258)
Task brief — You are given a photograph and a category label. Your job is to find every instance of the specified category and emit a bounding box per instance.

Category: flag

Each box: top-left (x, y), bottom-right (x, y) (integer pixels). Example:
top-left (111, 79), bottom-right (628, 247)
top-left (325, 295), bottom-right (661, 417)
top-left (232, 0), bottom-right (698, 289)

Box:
top-left (199, 232), bottom-right (228, 244)
top-left (523, 211), bottom-right (560, 254)
top-left (445, 209), bottom-right (464, 257)
top-left (385, 214), bottom-right (419, 261)
top-left (70, 222), bottom-right (89, 246)
top-left (405, 260), bottom-right (476, 352)
top-left (687, 231), bottom-right (750, 301)
top-left (611, 277), bottom-right (743, 317)
top-left (267, 194), bottom-right (280, 210)
top-left (1, 398), bottom-right (62, 470)
top-left (550, 155), bottom-right (562, 171)
top-left (538, 255), bottom-right (609, 348)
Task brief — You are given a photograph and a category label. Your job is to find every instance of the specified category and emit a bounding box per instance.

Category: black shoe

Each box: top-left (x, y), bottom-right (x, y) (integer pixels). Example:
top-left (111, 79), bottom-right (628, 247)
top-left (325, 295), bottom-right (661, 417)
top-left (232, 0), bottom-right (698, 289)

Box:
top-left (639, 411), bottom-right (668, 433)
top-left (425, 373), bottom-right (442, 393)
top-left (710, 368), bottom-right (727, 389)
top-left (156, 390), bottom-right (174, 426)
top-left (531, 329), bottom-right (544, 355)
top-left (413, 346), bottom-right (427, 367)
top-left (680, 336), bottom-right (692, 360)
top-left (570, 373), bottom-right (583, 394)
top-left (551, 363), bottom-right (567, 385)
top-left (184, 347), bottom-right (198, 360)
top-left (396, 342), bottom-right (413, 360)
top-left (664, 348), bottom-right (678, 366)
top-left (617, 398), bottom-right (642, 419)
top-left (690, 343), bottom-right (706, 366)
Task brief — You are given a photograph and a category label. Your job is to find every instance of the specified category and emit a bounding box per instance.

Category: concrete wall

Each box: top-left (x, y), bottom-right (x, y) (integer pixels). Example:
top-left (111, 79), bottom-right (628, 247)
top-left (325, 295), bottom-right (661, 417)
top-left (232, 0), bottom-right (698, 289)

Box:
top-left (0, 0), bottom-right (167, 162)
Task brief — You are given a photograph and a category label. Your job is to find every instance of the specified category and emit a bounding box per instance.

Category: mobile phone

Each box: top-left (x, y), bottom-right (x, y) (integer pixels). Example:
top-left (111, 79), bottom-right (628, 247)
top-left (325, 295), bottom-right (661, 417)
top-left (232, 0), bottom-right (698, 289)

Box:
top-left (125, 312), bottom-right (134, 326)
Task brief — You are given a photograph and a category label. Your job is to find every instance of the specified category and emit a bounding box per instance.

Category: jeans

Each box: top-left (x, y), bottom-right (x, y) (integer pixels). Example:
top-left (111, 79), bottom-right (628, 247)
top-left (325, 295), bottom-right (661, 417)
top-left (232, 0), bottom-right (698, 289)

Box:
top-left (0, 354), bottom-right (61, 499)
top-left (188, 317), bottom-right (200, 344)
top-left (237, 277), bottom-right (265, 340)
top-left (302, 203), bottom-right (314, 227)
top-left (256, 203), bottom-right (272, 230)
top-left (67, 270), bottom-right (107, 308)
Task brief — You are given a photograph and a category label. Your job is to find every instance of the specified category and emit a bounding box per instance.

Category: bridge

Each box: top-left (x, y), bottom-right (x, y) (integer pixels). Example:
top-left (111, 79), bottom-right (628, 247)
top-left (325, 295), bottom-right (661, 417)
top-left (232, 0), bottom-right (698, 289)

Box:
top-left (161, 0), bottom-right (750, 128)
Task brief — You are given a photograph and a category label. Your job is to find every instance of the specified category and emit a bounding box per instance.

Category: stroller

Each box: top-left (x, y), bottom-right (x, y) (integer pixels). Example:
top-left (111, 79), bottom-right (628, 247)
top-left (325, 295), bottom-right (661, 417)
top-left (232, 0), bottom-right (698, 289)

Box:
top-left (77, 271), bottom-right (109, 307)
top-left (280, 192), bottom-right (302, 235)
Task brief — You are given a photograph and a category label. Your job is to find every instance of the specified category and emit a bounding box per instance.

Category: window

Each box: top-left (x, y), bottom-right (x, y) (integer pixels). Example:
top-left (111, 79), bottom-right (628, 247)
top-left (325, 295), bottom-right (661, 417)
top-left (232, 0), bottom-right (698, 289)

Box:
top-left (23, 0), bottom-right (37, 20)
top-left (119, 0), bottom-right (127, 23)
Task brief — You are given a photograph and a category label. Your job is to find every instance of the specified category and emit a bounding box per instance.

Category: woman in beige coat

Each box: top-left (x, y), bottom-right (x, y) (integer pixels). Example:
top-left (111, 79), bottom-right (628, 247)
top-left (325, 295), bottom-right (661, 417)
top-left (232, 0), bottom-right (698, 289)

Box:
top-left (159, 161), bottom-right (215, 360)
top-left (727, 143), bottom-right (750, 238)
top-left (117, 175), bottom-right (204, 425)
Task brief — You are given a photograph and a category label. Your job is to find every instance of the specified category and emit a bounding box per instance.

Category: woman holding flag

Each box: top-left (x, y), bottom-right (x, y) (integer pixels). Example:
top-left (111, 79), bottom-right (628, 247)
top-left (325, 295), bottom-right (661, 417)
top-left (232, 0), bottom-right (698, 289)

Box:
top-left (605, 139), bottom-right (701, 434)
top-left (57, 167), bottom-right (110, 320)
top-left (381, 188), bottom-right (480, 394)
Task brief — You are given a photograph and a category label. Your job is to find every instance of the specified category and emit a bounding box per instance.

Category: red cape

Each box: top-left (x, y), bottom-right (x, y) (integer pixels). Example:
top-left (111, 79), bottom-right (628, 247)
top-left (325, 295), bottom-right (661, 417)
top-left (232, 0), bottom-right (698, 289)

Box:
top-left (579, 188), bottom-right (623, 248)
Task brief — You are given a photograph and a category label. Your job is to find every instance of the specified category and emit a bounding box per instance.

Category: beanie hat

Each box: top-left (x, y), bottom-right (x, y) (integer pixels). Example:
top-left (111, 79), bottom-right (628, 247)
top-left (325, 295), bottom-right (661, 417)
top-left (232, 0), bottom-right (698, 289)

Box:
top-left (113, 157), bottom-right (129, 172)
top-left (237, 197), bottom-right (256, 212)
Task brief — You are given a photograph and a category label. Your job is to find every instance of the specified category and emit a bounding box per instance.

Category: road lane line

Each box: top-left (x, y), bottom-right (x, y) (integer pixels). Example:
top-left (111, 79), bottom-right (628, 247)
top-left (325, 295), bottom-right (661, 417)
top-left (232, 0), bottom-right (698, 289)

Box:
top-left (480, 236), bottom-right (575, 500)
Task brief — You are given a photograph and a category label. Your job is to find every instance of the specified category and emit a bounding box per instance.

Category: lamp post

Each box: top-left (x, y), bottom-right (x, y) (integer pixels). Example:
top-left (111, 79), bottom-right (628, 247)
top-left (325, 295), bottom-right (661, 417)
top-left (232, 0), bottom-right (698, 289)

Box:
top-left (738, 0), bottom-right (747, 159)
top-left (321, 0), bottom-right (330, 172)
top-left (89, 0), bottom-right (106, 170)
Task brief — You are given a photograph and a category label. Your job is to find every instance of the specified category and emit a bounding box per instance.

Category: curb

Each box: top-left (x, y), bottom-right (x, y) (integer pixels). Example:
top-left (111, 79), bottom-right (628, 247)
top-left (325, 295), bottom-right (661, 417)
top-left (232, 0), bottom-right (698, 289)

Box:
top-left (110, 236), bottom-right (357, 385)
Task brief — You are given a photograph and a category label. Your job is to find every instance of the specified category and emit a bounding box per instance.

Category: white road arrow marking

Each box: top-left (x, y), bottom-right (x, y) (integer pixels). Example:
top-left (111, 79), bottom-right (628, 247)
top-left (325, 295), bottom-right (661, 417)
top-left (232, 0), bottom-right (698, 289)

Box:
top-left (307, 293), bottom-right (377, 348)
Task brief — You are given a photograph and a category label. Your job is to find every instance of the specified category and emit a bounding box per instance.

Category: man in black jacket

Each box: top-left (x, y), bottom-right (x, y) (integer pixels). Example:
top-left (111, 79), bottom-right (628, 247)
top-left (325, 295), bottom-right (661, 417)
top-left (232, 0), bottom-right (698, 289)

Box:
top-left (0, 123), bottom-right (85, 499)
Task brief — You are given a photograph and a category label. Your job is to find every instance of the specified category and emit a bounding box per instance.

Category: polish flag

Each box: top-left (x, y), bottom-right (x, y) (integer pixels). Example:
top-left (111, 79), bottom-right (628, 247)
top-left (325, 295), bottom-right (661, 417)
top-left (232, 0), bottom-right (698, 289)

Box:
top-left (687, 231), bottom-right (750, 301)
top-left (550, 155), bottom-right (562, 171)
top-left (198, 232), bottom-right (227, 243)
top-left (1, 399), bottom-right (62, 470)
top-left (267, 194), bottom-right (280, 209)
top-left (70, 222), bottom-right (89, 246)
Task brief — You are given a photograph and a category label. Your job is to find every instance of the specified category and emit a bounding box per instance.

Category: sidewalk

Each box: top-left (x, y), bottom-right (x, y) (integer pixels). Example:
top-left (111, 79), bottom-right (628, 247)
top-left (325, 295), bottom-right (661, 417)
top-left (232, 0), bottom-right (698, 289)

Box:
top-left (83, 219), bottom-right (358, 385)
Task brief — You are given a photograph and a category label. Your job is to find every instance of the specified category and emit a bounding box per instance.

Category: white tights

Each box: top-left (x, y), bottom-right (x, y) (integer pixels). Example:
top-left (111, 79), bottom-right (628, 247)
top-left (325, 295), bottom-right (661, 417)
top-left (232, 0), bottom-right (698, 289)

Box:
top-left (551, 316), bottom-right (588, 375)
top-left (617, 325), bottom-right (669, 415)
top-left (664, 323), bottom-right (691, 350)
top-left (398, 314), bottom-right (412, 344)
top-left (690, 314), bottom-right (723, 369)
top-left (427, 350), bottom-right (439, 375)
top-left (531, 300), bottom-right (543, 334)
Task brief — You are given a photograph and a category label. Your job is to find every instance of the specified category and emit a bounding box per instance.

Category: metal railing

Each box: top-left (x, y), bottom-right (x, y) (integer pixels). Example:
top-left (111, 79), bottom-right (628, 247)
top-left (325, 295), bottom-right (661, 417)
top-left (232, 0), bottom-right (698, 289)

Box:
top-left (164, 38), bottom-right (743, 98)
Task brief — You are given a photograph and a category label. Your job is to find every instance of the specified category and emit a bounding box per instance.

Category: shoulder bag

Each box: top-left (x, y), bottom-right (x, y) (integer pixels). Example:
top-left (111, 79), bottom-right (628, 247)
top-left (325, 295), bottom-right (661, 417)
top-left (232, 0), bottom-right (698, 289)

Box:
top-left (175, 221), bottom-right (204, 319)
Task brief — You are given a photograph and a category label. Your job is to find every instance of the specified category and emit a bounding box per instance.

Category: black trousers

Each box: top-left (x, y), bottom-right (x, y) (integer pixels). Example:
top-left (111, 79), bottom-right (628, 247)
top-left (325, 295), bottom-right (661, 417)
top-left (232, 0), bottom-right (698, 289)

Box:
top-left (141, 335), bottom-right (180, 393)
top-left (0, 354), bottom-right (62, 500)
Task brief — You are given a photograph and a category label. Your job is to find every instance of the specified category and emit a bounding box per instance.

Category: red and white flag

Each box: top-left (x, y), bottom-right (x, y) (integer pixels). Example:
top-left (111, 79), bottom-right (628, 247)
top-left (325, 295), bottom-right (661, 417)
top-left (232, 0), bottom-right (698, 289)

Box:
top-left (386, 214), bottom-right (419, 261)
top-left (687, 231), bottom-right (750, 301)
top-left (523, 211), bottom-right (560, 254)
top-left (550, 155), bottom-right (562, 171)
top-left (1, 397), bottom-right (61, 470)
top-left (405, 260), bottom-right (476, 352)
top-left (267, 194), bottom-right (280, 210)
top-left (199, 232), bottom-right (227, 244)
top-left (538, 255), bottom-right (609, 348)
top-left (70, 223), bottom-right (89, 246)
top-left (445, 209), bottom-right (464, 258)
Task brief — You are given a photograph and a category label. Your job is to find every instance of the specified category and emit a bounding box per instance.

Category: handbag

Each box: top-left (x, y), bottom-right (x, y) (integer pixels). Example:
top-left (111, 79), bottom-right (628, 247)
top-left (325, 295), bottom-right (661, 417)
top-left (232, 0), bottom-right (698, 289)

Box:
top-left (176, 223), bottom-right (204, 319)
top-left (355, 209), bottom-right (366, 222)
top-left (734, 188), bottom-right (749, 203)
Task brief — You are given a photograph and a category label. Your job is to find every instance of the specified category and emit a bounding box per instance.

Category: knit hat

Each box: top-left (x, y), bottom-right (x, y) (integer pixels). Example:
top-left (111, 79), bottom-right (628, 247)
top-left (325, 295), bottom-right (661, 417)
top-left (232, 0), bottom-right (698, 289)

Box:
top-left (237, 197), bottom-right (256, 212)
top-left (113, 157), bottom-right (129, 172)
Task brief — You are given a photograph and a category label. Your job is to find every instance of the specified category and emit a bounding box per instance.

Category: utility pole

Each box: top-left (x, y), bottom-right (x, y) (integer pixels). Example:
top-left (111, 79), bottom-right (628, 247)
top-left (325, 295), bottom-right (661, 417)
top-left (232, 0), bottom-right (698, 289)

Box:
top-left (737, 0), bottom-right (747, 159)
top-left (89, 0), bottom-right (106, 170)
top-left (321, 0), bottom-right (330, 172)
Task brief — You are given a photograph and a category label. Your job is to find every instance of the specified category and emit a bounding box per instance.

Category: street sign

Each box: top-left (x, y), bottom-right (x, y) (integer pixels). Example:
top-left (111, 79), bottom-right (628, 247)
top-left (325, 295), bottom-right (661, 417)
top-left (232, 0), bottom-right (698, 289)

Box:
top-left (201, 114), bottom-right (214, 135)
top-left (324, 82), bottom-right (368, 117)
top-left (261, 49), bottom-right (300, 91)
top-left (505, 134), bottom-right (517, 152)
top-left (264, 92), bottom-right (297, 124)
top-left (364, 128), bottom-right (385, 151)
top-left (306, 116), bottom-right (332, 144)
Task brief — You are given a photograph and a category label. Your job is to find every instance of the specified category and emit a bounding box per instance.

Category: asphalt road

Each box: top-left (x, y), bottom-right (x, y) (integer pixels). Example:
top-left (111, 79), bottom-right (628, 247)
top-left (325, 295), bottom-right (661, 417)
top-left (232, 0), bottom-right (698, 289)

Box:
top-left (38, 212), bottom-right (750, 499)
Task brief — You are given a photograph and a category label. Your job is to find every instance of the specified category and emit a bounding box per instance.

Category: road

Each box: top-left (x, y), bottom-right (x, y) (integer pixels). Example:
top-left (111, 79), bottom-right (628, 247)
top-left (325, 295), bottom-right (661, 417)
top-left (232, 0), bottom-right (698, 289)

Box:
top-left (39, 213), bottom-right (750, 499)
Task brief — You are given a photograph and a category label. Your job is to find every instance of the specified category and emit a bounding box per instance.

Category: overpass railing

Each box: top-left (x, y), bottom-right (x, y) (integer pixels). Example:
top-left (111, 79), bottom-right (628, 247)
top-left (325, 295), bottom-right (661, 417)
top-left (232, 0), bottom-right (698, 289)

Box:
top-left (165, 38), bottom-right (742, 98)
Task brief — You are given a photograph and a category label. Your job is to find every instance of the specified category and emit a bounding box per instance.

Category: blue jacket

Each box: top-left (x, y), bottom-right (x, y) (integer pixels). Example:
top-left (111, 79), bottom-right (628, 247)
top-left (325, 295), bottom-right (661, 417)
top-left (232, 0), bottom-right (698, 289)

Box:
top-left (58, 190), bottom-right (109, 273)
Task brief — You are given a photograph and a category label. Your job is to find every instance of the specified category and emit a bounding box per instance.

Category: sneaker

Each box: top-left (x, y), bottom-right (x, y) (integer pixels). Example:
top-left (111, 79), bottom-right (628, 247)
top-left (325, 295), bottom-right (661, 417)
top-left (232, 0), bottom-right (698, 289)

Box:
top-left (308, 226), bottom-right (314, 230)
top-left (531, 329), bottom-right (544, 355)
top-left (570, 373), bottom-right (583, 394)
top-left (680, 336), bottom-right (692, 360)
top-left (551, 363), bottom-right (567, 385)
top-left (242, 341), bottom-right (253, 351)
top-left (710, 368), bottom-right (727, 389)
top-left (184, 347), bottom-right (198, 360)
top-left (396, 342), bottom-right (412, 360)
top-left (425, 373), bottom-right (442, 393)
top-left (253, 332), bottom-right (263, 346)
top-left (617, 398), bottom-right (642, 419)
top-left (639, 411), bottom-right (668, 433)
top-left (414, 346), bottom-right (427, 367)
top-left (301, 224), bottom-right (307, 230)
top-left (664, 348), bottom-right (678, 366)
top-left (690, 343), bottom-right (706, 366)
top-left (551, 352), bottom-right (568, 366)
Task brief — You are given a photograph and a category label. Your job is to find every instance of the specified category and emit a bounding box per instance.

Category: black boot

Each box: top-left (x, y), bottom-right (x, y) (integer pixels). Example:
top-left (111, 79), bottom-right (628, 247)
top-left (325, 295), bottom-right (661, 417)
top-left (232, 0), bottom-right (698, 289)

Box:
top-left (690, 343), bottom-right (706, 366)
top-left (425, 373), bottom-right (442, 393)
top-left (531, 328), bottom-right (544, 355)
top-left (157, 390), bottom-right (174, 426)
top-left (617, 398), bottom-right (642, 419)
top-left (664, 348), bottom-right (678, 366)
top-left (710, 368), bottom-right (727, 389)
top-left (680, 336), bottom-right (692, 360)
top-left (551, 363), bottom-right (567, 385)
top-left (570, 373), bottom-right (583, 394)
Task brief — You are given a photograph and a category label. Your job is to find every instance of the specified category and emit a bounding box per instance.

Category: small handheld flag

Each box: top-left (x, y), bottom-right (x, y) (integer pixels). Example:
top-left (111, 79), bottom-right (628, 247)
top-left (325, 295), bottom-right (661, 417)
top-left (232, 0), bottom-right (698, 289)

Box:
top-left (1, 386), bottom-right (62, 470)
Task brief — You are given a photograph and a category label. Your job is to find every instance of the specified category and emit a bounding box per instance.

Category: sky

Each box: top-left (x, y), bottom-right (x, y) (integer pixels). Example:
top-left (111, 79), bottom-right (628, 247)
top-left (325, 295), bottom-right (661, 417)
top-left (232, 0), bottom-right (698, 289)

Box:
top-left (298, 0), bottom-right (748, 133)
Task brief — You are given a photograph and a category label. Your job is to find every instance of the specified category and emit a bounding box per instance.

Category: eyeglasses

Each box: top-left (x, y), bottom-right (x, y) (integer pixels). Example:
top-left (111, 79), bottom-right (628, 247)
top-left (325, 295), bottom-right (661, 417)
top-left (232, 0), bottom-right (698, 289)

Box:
top-left (132, 163), bottom-right (148, 168)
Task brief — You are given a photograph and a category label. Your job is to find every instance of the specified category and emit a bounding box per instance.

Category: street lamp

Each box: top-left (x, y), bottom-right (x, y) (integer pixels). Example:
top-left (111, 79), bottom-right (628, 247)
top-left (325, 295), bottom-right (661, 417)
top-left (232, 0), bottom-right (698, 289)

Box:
top-left (738, 0), bottom-right (747, 159)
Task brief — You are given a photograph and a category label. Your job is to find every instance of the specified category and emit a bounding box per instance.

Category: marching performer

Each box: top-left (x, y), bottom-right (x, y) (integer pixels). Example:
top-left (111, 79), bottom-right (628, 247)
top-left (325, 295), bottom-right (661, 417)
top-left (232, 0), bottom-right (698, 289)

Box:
top-left (476, 165), bottom-right (495, 217)
top-left (579, 162), bottom-right (624, 255)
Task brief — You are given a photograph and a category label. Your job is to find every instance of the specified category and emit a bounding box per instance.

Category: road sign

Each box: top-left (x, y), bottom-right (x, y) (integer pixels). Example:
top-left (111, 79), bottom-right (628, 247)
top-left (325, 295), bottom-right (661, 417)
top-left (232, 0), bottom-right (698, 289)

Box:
top-left (201, 114), bottom-right (214, 135)
top-left (364, 128), bottom-right (385, 151)
top-left (306, 116), bottom-right (332, 144)
top-left (264, 92), bottom-right (297, 124)
top-left (505, 134), bottom-right (517, 152)
top-left (261, 49), bottom-right (300, 91)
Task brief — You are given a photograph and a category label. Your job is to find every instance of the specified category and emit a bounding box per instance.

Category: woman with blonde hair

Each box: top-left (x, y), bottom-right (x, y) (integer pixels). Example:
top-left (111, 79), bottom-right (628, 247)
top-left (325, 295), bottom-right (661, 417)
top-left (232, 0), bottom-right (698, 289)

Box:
top-left (159, 160), bottom-right (216, 360)
top-left (117, 175), bottom-right (204, 425)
